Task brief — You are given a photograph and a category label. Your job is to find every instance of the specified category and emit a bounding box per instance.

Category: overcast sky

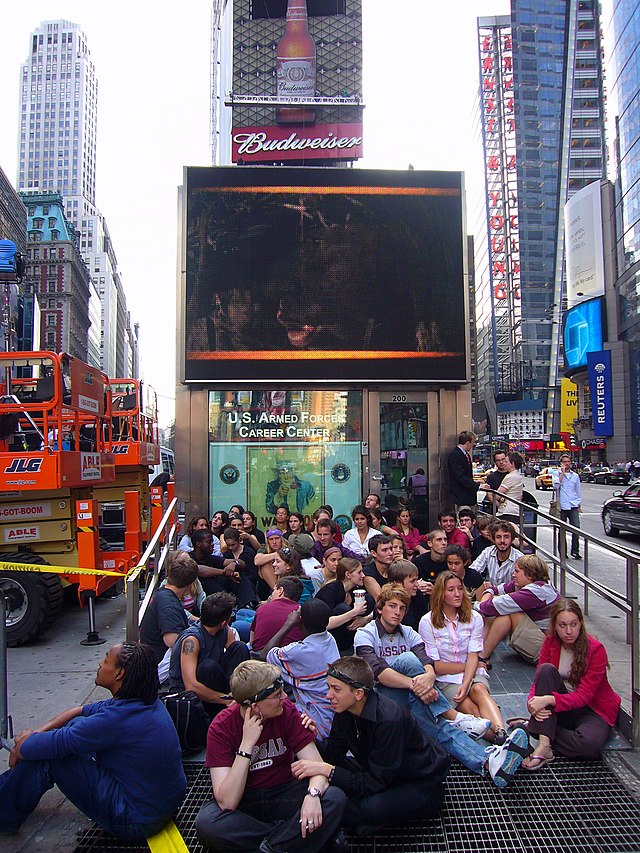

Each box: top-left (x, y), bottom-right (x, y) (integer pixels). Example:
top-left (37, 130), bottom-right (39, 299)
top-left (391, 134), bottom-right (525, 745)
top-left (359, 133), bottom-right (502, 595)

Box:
top-left (2, 0), bottom-right (514, 426)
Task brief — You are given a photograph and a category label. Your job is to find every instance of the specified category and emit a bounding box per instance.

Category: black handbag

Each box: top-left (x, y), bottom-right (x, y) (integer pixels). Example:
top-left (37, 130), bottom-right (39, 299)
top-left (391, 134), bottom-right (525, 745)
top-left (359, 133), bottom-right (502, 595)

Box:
top-left (161, 690), bottom-right (210, 752)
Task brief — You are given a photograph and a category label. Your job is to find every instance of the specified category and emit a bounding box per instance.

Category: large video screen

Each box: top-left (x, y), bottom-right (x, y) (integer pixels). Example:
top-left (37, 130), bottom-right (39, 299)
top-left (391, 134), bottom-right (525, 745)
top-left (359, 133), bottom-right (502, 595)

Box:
top-left (562, 297), bottom-right (604, 372)
top-left (183, 167), bottom-right (467, 383)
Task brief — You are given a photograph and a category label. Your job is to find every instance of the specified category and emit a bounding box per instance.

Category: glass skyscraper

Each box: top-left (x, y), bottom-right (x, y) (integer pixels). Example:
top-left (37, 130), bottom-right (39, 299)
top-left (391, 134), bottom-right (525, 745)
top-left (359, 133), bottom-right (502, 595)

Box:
top-left (610, 0), bottom-right (640, 443)
top-left (475, 0), bottom-right (606, 434)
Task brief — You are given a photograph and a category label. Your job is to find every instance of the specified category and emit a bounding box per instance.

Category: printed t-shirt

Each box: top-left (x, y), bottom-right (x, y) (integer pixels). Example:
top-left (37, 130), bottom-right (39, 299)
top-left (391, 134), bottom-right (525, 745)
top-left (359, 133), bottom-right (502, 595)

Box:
top-left (205, 698), bottom-right (314, 790)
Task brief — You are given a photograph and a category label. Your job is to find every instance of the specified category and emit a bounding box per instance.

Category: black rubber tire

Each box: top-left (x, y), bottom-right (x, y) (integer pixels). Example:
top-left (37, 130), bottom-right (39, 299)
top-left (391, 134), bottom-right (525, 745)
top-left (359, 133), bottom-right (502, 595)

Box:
top-left (602, 511), bottom-right (620, 538)
top-left (1, 552), bottom-right (64, 647)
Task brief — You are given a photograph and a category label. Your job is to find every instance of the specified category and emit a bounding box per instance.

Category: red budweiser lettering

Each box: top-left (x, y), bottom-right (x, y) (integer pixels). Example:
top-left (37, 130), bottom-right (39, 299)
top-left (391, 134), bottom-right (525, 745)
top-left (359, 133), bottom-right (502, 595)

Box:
top-left (232, 123), bottom-right (363, 163)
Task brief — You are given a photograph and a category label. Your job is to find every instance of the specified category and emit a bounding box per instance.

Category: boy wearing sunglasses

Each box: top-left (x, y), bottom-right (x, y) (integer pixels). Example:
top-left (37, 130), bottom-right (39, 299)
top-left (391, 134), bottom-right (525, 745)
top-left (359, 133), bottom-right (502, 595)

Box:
top-left (196, 660), bottom-right (347, 853)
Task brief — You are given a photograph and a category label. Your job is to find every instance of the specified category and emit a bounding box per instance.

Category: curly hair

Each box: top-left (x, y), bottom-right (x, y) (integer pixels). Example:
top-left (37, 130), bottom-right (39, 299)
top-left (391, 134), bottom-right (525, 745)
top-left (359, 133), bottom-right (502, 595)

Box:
top-left (429, 571), bottom-right (472, 629)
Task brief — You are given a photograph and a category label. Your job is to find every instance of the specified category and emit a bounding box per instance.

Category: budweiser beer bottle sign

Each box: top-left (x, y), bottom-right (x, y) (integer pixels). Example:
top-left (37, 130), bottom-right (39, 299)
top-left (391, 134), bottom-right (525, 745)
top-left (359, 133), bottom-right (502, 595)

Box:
top-left (276, 0), bottom-right (316, 124)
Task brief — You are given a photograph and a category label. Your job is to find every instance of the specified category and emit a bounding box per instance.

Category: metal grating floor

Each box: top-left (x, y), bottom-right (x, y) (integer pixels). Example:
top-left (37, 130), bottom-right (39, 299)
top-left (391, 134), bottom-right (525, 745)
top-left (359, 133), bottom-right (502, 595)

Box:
top-left (74, 757), bottom-right (640, 853)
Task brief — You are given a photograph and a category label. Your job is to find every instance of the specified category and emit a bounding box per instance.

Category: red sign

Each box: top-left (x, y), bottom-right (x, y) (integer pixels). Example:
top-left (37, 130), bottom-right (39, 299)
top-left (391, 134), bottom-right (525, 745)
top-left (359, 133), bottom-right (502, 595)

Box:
top-left (232, 123), bottom-right (363, 163)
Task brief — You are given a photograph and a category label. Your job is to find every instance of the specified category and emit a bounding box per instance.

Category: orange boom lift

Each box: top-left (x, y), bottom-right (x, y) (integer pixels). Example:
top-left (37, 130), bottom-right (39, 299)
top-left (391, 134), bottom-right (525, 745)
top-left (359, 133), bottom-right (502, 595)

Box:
top-left (0, 352), bottom-right (160, 646)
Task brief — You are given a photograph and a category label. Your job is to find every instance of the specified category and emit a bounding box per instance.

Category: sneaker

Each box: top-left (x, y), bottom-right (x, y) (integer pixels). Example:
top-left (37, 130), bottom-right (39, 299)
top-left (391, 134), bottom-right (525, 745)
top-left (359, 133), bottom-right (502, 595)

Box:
top-left (449, 713), bottom-right (492, 739)
top-left (486, 727), bottom-right (530, 788)
top-left (571, 553), bottom-right (582, 559)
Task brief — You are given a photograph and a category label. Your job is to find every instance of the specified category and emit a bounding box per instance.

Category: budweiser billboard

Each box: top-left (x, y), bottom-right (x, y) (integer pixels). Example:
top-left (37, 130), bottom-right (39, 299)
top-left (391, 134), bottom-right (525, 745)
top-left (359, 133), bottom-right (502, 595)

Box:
top-left (232, 123), bottom-right (363, 164)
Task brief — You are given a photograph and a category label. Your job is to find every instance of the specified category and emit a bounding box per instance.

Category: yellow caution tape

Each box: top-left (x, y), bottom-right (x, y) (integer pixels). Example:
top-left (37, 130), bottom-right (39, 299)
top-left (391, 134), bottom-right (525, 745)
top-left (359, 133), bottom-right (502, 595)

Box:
top-left (146, 821), bottom-right (190, 853)
top-left (0, 559), bottom-right (125, 578)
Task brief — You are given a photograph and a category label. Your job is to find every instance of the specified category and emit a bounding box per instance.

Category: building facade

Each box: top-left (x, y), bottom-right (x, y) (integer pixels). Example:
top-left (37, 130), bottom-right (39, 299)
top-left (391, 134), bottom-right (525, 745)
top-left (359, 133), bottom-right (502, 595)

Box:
top-left (17, 19), bottom-right (136, 379)
top-left (19, 191), bottom-right (90, 360)
top-left (609, 0), bottom-right (640, 450)
top-left (475, 0), bottom-right (607, 447)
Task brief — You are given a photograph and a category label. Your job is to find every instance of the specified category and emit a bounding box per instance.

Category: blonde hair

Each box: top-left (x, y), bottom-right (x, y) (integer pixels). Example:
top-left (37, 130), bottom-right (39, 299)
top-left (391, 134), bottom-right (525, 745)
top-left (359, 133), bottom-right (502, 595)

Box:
top-left (516, 554), bottom-right (550, 583)
top-left (229, 661), bottom-right (281, 705)
top-left (429, 570), bottom-right (472, 629)
top-left (375, 582), bottom-right (410, 611)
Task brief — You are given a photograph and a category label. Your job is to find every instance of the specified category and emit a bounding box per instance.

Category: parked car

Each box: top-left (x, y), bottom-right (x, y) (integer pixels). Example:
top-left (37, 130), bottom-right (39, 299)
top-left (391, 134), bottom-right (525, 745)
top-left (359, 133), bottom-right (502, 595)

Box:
top-left (534, 467), bottom-right (559, 490)
top-left (593, 464), bottom-right (631, 486)
top-left (602, 484), bottom-right (640, 537)
top-left (580, 464), bottom-right (609, 483)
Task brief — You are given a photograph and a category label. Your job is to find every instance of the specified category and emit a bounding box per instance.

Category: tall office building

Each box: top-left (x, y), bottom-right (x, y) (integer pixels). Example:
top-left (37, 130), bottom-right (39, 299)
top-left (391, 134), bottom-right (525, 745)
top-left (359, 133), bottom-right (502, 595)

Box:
top-left (17, 19), bottom-right (135, 378)
top-left (475, 0), bottom-right (606, 438)
top-left (609, 1), bottom-right (640, 446)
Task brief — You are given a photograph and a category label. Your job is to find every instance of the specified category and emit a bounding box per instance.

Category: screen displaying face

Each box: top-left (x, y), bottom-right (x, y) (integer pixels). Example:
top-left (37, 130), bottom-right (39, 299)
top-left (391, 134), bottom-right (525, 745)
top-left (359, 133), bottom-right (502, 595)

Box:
top-left (184, 166), bottom-right (467, 383)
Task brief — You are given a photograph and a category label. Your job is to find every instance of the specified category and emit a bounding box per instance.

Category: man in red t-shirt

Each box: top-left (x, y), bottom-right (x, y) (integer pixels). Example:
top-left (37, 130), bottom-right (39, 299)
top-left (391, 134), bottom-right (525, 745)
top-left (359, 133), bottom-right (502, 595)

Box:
top-left (196, 661), bottom-right (346, 853)
top-left (250, 577), bottom-right (305, 653)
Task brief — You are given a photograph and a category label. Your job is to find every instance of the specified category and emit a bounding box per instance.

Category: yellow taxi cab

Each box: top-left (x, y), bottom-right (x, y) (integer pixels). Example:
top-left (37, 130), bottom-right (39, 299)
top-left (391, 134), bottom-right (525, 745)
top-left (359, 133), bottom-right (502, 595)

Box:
top-left (534, 466), bottom-right (559, 491)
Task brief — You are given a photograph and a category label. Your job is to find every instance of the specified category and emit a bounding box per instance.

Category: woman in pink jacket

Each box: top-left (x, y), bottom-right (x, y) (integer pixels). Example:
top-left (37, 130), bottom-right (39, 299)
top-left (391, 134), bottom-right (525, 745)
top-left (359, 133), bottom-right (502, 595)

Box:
top-left (522, 599), bottom-right (621, 769)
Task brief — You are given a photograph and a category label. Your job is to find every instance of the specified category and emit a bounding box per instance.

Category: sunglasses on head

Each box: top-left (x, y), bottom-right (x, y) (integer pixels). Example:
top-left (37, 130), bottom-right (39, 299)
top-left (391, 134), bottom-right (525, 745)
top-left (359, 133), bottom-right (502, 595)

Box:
top-left (327, 666), bottom-right (369, 692)
top-left (241, 676), bottom-right (285, 706)
top-left (280, 546), bottom-right (291, 556)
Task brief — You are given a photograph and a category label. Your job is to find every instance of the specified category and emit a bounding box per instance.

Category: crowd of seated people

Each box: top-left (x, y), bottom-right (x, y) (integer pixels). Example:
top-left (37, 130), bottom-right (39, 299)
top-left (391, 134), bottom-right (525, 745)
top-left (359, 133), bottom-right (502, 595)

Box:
top-left (2, 495), bottom-right (621, 850)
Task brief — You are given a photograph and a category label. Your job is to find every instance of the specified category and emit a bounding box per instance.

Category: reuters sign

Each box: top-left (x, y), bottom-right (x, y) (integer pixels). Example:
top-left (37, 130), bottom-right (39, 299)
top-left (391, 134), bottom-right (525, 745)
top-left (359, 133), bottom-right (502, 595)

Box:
top-left (232, 123), bottom-right (363, 164)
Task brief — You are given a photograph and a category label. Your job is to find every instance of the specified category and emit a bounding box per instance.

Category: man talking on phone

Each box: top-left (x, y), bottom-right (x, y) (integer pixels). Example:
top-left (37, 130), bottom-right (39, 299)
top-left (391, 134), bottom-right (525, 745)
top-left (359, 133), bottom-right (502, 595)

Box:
top-left (196, 660), bottom-right (347, 853)
top-left (551, 454), bottom-right (582, 559)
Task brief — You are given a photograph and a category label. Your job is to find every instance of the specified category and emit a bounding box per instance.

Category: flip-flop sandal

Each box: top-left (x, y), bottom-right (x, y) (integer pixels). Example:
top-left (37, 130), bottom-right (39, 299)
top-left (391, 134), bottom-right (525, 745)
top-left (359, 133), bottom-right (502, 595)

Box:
top-left (524, 753), bottom-right (555, 771)
top-left (478, 656), bottom-right (493, 671)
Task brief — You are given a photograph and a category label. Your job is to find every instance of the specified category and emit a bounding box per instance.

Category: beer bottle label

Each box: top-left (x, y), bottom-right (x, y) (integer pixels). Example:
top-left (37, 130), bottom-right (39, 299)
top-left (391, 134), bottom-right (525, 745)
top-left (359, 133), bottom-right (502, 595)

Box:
top-left (277, 58), bottom-right (316, 97)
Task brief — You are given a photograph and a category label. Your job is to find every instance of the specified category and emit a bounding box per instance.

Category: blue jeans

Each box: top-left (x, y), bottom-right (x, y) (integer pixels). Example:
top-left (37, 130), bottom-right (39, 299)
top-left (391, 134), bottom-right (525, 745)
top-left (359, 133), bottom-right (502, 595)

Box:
top-left (378, 652), bottom-right (487, 776)
top-left (232, 608), bottom-right (256, 643)
top-left (0, 753), bottom-right (168, 838)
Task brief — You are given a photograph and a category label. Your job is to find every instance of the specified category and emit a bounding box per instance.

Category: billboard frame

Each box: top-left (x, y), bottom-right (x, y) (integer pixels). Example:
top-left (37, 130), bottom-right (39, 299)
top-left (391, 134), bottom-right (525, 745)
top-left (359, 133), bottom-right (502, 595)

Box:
top-left (178, 166), bottom-right (470, 388)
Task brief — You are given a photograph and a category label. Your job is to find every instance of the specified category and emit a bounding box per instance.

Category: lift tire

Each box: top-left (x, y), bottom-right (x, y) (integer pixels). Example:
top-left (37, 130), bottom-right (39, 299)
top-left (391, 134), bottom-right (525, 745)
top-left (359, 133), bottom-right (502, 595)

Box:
top-left (0, 552), bottom-right (64, 647)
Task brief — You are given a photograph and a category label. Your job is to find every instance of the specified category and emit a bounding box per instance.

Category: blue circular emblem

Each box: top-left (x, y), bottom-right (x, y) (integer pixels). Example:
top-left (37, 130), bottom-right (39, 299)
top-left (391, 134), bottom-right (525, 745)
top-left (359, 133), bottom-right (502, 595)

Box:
top-left (331, 463), bottom-right (351, 483)
top-left (219, 464), bottom-right (240, 485)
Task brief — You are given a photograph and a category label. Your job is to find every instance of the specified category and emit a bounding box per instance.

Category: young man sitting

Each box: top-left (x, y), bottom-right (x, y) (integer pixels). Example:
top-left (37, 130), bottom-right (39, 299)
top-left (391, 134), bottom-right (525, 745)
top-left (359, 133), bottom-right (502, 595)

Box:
top-left (250, 577), bottom-right (305, 654)
top-left (139, 551), bottom-right (198, 671)
top-left (437, 508), bottom-right (471, 549)
top-left (354, 584), bottom-right (530, 788)
top-left (169, 592), bottom-right (250, 718)
top-left (0, 643), bottom-right (186, 839)
top-left (412, 528), bottom-right (448, 593)
top-left (469, 521), bottom-right (523, 587)
top-left (195, 661), bottom-right (347, 853)
top-left (387, 558), bottom-right (428, 630)
top-left (362, 534), bottom-right (394, 599)
top-left (191, 528), bottom-right (255, 608)
top-left (264, 599), bottom-right (339, 740)
top-left (291, 655), bottom-right (450, 836)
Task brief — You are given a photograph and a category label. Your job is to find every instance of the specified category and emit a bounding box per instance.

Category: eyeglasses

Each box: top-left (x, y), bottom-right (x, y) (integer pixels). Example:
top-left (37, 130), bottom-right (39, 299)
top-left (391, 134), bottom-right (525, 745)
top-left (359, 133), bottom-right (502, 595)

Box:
top-left (326, 666), bottom-right (369, 692)
top-left (241, 676), bottom-right (285, 706)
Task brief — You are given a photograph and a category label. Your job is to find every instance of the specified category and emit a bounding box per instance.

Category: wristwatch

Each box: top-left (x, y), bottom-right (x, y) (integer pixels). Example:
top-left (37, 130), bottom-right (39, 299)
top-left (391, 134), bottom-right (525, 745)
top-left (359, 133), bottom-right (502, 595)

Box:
top-left (306, 786), bottom-right (322, 798)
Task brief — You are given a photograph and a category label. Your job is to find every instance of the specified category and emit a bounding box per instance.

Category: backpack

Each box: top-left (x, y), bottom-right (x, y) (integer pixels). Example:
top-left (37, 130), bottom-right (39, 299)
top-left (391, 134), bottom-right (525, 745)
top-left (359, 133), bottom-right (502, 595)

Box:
top-left (161, 690), bottom-right (210, 752)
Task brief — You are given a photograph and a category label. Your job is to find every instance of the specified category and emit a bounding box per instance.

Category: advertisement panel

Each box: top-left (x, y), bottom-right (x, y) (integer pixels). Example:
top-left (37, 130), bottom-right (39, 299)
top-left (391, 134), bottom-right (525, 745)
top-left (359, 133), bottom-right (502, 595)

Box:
top-left (185, 167), bottom-right (466, 383)
top-left (587, 350), bottom-right (614, 437)
top-left (209, 442), bottom-right (361, 530)
top-left (564, 180), bottom-right (605, 306)
top-left (226, 0), bottom-right (363, 166)
top-left (562, 297), bottom-right (604, 372)
top-left (560, 378), bottom-right (579, 434)
top-left (232, 124), bottom-right (363, 164)
top-left (69, 358), bottom-right (104, 415)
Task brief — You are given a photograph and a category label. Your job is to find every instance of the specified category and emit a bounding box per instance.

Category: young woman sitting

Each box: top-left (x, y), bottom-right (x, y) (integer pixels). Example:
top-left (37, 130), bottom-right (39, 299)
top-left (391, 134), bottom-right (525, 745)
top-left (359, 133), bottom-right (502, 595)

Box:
top-left (522, 599), bottom-right (621, 770)
top-left (419, 571), bottom-right (507, 743)
top-left (272, 546), bottom-right (315, 602)
top-left (314, 558), bottom-right (371, 653)
top-left (341, 505), bottom-right (379, 559)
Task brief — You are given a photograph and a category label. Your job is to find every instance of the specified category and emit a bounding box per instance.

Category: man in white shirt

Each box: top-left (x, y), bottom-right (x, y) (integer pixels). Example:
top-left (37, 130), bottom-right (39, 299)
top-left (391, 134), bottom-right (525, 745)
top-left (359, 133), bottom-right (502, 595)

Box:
top-left (552, 454), bottom-right (582, 559)
top-left (469, 522), bottom-right (523, 587)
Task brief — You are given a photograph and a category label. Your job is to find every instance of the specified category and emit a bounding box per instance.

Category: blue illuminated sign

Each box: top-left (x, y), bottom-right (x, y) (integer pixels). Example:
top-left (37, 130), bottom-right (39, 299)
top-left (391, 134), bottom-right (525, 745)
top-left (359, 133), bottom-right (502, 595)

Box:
top-left (587, 350), bottom-right (614, 437)
top-left (563, 298), bottom-right (603, 370)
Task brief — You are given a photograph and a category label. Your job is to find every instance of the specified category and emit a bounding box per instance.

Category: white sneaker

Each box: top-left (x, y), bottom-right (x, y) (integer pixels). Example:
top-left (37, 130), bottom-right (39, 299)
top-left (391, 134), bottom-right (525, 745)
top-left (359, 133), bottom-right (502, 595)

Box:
top-left (486, 727), bottom-right (530, 788)
top-left (449, 713), bottom-right (492, 739)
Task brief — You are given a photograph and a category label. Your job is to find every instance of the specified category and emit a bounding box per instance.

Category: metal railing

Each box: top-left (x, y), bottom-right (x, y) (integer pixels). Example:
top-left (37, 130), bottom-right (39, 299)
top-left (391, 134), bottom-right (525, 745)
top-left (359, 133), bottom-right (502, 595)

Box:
top-left (483, 488), bottom-right (639, 747)
top-left (124, 497), bottom-right (179, 643)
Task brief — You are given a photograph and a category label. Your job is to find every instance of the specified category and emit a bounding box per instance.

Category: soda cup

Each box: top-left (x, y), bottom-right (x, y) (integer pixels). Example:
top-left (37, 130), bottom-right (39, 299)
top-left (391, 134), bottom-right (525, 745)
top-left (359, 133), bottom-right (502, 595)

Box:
top-left (353, 588), bottom-right (366, 604)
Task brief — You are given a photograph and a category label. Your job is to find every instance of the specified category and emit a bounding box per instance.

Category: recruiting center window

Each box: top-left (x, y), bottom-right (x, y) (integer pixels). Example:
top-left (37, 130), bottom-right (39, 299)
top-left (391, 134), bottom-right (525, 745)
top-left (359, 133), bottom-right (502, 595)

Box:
top-left (209, 390), bottom-right (362, 532)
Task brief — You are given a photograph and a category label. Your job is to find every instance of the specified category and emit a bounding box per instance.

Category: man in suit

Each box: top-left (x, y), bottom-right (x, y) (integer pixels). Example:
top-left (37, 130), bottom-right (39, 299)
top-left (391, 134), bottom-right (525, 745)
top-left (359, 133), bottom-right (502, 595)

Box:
top-left (447, 430), bottom-right (481, 511)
